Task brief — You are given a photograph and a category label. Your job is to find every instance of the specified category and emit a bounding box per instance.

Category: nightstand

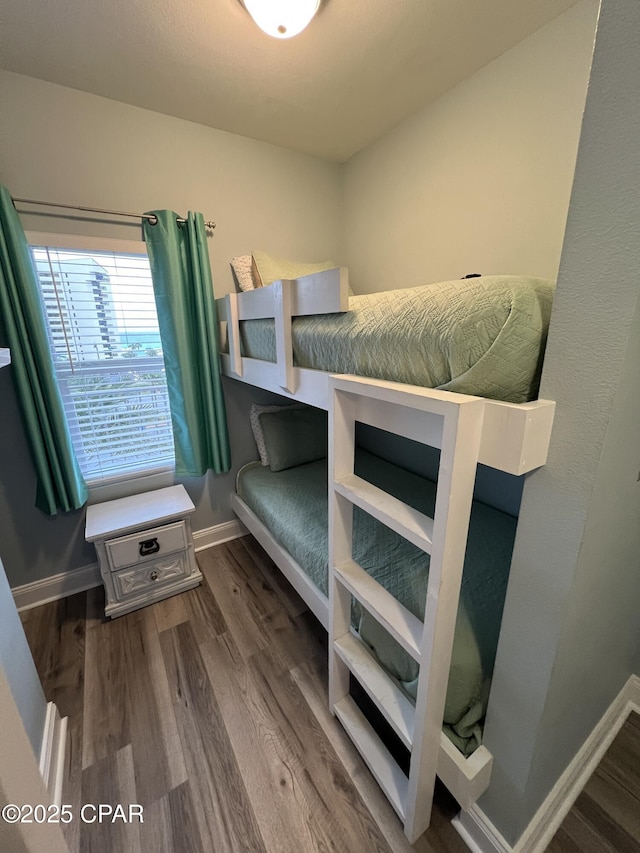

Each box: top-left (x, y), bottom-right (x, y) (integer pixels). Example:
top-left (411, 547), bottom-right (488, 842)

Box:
top-left (85, 484), bottom-right (202, 618)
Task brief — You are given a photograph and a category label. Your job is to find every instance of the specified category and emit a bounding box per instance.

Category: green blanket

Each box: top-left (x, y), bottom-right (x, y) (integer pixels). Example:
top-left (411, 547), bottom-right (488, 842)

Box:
top-left (239, 275), bottom-right (554, 403)
top-left (237, 450), bottom-right (516, 754)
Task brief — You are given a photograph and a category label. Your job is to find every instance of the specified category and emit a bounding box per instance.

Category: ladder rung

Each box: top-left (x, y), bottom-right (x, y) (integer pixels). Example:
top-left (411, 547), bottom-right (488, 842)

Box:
top-left (334, 559), bottom-right (422, 663)
top-left (334, 632), bottom-right (415, 750)
top-left (333, 695), bottom-right (408, 820)
top-left (334, 474), bottom-right (433, 554)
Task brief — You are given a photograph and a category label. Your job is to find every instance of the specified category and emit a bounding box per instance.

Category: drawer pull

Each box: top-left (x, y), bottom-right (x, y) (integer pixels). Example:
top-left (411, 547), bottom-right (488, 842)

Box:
top-left (150, 570), bottom-right (159, 582)
top-left (139, 537), bottom-right (160, 557)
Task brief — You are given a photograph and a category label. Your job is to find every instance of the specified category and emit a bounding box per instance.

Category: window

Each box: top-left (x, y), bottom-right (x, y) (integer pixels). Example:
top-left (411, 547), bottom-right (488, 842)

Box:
top-left (28, 234), bottom-right (175, 490)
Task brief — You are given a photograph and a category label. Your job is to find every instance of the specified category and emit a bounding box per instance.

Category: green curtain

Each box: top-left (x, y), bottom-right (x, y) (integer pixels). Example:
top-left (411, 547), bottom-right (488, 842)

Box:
top-left (143, 210), bottom-right (231, 477)
top-left (0, 186), bottom-right (88, 515)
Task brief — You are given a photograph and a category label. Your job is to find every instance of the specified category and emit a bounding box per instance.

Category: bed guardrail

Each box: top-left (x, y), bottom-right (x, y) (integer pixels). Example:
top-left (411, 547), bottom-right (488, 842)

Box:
top-left (216, 266), bottom-right (349, 397)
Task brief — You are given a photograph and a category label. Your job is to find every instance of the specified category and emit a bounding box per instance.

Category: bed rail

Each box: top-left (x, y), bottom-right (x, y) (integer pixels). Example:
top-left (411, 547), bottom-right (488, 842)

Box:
top-left (216, 271), bottom-right (555, 473)
top-left (327, 376), bottom-right (554, 842)
top-left (216, 266), bottom-right (349, 397)
top-left (330, 375), bottom-right (555, 476)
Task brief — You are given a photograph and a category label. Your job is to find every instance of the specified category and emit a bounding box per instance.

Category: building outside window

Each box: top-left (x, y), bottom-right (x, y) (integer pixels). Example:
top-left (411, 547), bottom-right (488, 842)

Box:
top-left (29, 234), bottom-right (175, 492)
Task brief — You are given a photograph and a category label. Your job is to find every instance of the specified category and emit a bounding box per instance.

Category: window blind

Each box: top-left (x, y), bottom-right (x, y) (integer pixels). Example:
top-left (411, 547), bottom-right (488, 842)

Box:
top-left (31, 245), bottom-right (175, 484)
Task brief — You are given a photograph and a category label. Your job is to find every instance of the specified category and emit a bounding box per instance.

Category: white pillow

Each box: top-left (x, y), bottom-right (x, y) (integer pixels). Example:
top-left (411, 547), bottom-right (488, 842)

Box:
top-left (252, 250), bottom-right (335, 287)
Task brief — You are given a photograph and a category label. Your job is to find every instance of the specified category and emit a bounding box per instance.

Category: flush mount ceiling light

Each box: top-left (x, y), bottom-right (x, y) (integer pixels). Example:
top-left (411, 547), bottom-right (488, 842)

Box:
top-left (240, 0), bottom-right (321, 39)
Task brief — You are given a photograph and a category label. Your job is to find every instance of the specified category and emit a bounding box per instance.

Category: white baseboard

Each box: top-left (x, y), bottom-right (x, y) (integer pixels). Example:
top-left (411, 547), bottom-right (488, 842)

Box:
top-left (193, 519), bottom-right (247, 552)
top-left (453, 674), bottom-right (640, 853)
top-left (12, 520), bottom-right (248, 611)
top-left (452, 808), bottom-right (514, 853)
top-left (13, 563), bottom-right (102, 612)
top-left (39, 702), bottom-right (68, 807)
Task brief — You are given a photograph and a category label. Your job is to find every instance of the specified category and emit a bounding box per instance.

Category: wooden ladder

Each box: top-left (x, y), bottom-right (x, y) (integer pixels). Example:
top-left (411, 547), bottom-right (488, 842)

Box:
top-left (328, 375), bottom-right (487, 843)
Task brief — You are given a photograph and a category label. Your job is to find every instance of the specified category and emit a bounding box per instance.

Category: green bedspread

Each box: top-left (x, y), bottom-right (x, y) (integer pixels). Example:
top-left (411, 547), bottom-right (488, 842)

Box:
top-left (237, 450), bottom-right (516, 755)
top-left (239, 275), bottom-right (554, 403)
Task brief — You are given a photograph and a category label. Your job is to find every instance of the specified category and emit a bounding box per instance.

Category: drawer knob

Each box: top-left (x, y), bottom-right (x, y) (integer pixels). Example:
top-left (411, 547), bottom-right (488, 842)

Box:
top-left (139, 537), bottom-right (160, 557)
top-left (150, 570), bottom-right (159, 582)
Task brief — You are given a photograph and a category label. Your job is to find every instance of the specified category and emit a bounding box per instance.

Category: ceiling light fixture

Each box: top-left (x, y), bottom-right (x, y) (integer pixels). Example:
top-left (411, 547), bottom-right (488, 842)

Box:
top-left (240, 0), bottom-right (321, 39)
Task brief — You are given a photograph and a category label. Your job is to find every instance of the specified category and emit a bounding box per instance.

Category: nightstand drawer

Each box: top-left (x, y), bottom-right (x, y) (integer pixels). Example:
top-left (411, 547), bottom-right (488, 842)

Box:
top-left (113, 555), bottom-right (188, 599)
top-left (106, 520), bottom-right (188, 571)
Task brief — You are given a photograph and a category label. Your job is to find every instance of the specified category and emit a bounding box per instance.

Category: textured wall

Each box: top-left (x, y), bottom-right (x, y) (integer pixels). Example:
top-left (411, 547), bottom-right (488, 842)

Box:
top-left (342, 1), bottom-right (598, 293)
top-left (0, 72), bottom-right (343, 297)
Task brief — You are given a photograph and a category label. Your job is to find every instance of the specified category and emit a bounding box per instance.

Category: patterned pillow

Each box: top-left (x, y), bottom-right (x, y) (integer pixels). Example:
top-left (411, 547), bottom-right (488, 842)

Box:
top-left (230, 255), bottom-right (261, 292)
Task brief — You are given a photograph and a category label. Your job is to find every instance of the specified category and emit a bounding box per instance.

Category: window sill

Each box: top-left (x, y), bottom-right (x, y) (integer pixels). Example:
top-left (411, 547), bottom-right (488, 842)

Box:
top-left (86, 467), bottom-right (175, 506)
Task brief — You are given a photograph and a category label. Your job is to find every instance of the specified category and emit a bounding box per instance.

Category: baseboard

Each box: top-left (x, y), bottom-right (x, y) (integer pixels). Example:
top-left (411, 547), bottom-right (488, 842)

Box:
top-left (39, 702), bottom-right (68, 807)
top-left (193, 519), bottom-right (247, 552)
top-left (453, 674), bottom-right (640, 853)
top-left (12, 520), bottom-right (248, 611)
top-left (13, 563), bottom-right (102, 612)
top-left (452, 810), bottom-right (511, 853)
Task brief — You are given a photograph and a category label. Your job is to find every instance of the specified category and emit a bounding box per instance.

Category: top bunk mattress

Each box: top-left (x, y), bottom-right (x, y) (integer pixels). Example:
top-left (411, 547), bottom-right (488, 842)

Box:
top-left (236, 274), bottom-right (554, 403)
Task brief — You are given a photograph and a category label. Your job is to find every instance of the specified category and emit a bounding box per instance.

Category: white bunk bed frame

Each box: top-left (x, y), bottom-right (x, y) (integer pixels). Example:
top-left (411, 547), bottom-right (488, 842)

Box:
top-left (216, 268), bottom-right (555, 843)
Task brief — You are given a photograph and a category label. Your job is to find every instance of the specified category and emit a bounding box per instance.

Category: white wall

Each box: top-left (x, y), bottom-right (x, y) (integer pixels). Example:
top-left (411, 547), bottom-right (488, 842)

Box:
top-left (0, 72), bottom-right (342, 586)
top-left (0, 71), bottom-right (342, 295)
top-left (0, 559), bottom-right (47, 757)
top-left (342, 1), bottom-right (598, 293)
top-left (479, 0), bottom-right (640, 841)
top-left (0, 665), bottom-right (69, 853)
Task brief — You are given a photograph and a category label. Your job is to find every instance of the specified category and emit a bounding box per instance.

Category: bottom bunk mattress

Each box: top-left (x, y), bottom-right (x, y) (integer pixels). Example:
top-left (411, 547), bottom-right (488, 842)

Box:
top-left (237, 449), bottom-right (517, 755)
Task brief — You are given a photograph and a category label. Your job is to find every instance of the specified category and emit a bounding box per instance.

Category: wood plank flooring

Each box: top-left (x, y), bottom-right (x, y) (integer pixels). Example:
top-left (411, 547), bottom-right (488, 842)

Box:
top-left (21, 537), bottom-right (467, 853)
top-left (548, 711), bottom-right (640, 853)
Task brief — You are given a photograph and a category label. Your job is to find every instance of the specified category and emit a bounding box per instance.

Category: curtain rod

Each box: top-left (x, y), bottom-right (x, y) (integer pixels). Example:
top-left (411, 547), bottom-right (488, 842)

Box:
top-left (13, 197), bottom-right (216, 230)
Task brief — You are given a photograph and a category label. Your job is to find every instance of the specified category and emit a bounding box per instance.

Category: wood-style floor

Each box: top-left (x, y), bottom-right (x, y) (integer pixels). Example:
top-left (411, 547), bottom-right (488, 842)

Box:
top-left (21, 537), bottom-right (468, 853)
top-left (548, 711), bottom-right (640, 852)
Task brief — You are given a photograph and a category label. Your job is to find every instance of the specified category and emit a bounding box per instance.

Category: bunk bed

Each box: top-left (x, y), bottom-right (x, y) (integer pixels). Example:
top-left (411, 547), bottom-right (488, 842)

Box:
top-left (215, 268), bottom-right (555, 843)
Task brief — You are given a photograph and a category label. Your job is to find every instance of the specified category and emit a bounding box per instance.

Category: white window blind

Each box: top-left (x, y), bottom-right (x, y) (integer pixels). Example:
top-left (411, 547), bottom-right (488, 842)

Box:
top-left (30, 244), bottom-right (175, 484)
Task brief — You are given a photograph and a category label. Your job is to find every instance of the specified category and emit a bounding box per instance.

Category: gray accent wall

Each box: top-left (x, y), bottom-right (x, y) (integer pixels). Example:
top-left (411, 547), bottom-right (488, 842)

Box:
top-left (480, 0), bottom-right (640, 841)
top-left (0, 365), bottom-right (95, 584)
top-left (0, 558), bottom-right (47, 757)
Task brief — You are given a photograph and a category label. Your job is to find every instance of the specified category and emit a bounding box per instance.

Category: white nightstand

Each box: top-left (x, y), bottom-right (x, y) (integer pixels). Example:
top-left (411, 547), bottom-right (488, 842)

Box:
top-left (85, 484), bottom-right (202, 618)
